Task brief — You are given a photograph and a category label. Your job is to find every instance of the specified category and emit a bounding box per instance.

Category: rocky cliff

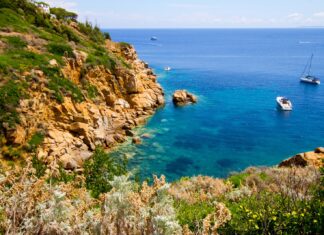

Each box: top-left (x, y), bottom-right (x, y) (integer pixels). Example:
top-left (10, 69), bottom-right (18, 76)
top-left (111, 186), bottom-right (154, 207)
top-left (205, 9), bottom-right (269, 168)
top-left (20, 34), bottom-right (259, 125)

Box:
top-left (0, 4), bottom-right (164, 170)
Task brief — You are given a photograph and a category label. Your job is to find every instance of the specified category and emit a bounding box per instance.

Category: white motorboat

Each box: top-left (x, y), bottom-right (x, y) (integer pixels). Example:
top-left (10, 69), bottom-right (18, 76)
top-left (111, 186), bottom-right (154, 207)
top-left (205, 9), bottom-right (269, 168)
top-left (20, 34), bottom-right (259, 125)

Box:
top-left (164, 66), bottom-right (171, 71)
top-left (276, 96), bottom-right (292, 111)
top-left (300, 54), bottom-right (320, 85)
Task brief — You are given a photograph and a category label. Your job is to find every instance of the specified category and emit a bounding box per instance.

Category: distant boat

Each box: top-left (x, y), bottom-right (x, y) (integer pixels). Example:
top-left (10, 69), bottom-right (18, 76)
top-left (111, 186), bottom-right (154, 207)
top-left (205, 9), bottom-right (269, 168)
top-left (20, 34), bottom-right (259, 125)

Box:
top-left (164, 66), bottom-right (171, 71)
top-left (300, 54), bottom-right (320, 85)
top-left (276, 96), bottom-right (293, 111)
top-left (151, 36), bottom-right (158, 41)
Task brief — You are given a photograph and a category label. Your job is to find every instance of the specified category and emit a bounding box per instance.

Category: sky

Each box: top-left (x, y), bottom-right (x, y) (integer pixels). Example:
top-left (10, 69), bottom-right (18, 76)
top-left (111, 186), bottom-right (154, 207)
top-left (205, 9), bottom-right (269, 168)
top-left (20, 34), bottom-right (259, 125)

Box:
top-left (43, 0), bottom-right (324, 28)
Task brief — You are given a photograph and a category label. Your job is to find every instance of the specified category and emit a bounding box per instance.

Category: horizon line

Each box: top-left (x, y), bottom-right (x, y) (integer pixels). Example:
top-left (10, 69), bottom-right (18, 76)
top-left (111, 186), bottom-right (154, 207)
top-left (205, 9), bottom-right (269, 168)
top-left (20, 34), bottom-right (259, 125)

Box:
top-left (102, 26), bottom-right (324, 30)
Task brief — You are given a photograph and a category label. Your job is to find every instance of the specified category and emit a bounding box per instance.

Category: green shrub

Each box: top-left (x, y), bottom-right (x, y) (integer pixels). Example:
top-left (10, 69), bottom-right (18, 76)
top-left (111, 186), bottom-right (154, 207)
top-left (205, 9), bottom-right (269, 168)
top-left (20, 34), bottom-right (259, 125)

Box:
top-left (86, 52), bottom-right (116, 71)
top-left (6, 36), bottom-right (27, 49)
top-left (85, 83), bottom-right (98, 99)
top-left (78, 21), bottom-right (105, 43)
top-left (32, 155), bottom-right (46, 178)
top-left (50, 7), bottom-right (78, 21)
top-left (222, 192), bottom-right (324, 234)
top-left (175, 200), bottom-right (215, 231)
top-left (27, 132), bottom-right (44, 152)
top-left (49, 165), bottom-right (77, 185)
top-left (119, 42), bottom-right (131, 48)
top-left (103, 32), bottom-right (111, 40)
top-left (228, 172), bottom-right (250, 188)
top-left (84, 147), bottom-right (128, 198)
top-left (48, 75), bottom-right (84, 103)
top-left (0, 80), bottom-right (26, 129)
top-left (47, 42), bottom-right (73, 57)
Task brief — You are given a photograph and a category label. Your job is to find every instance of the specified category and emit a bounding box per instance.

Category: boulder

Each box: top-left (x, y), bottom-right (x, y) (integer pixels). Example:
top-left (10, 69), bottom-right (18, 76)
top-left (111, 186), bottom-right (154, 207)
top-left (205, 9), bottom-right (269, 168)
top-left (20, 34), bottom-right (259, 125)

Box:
top-left (132, 136), bottom-right (142, 145)
top-left (279, 149), bottom-right (324, 168)
top-left (172, 90), bottom-right (197, 106)
top-left (49, 59), bottom-right (58, 67)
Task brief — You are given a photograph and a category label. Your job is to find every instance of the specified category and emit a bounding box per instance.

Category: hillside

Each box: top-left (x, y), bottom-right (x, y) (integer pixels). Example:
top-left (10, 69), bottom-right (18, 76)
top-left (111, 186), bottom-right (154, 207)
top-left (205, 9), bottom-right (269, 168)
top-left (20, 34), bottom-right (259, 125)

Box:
top-left (0, 1), bottom-right (323, 234)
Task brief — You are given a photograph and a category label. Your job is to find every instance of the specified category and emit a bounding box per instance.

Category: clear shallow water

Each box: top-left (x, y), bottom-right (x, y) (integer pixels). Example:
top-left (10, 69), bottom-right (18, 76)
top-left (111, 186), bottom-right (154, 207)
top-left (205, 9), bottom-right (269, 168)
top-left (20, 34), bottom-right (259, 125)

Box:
top-left (108, 29), bottom-right (324, 181)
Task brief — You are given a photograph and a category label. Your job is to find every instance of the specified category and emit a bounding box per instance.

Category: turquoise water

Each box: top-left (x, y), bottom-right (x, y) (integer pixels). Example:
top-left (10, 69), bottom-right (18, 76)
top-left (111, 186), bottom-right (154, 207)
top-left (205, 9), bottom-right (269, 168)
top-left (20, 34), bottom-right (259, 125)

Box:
top-left (108, 29), bottom-right (324, 180)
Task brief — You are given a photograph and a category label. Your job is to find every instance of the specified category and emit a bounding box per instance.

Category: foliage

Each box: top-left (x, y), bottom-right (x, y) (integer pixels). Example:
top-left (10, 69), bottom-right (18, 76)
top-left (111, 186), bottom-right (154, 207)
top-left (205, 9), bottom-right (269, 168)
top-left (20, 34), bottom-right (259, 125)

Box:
top-left (50, 7), bottom-right (78, 21)
top-left (228, 172), bottom-right (250, 188)
top-left (0, 80), bottom-right (26, 129)
top-left (5, 36), bottom-right (27, 49)
top-left (222, 191), bottom-right (323, 234)
top-left (83, 147), bottom-right (128, 198)
top-left (32, 155), bottom-right (46, 178)
top-left (78, 21), bottom-right (105, 43)
top-left (48, 75), bottom-right (84, 103)
top-left (49, 166), bottom-right (77, 185)
top-left (85, 83), bottom-right (99, 99)
top-left (86, 51), bottom-right (116, 71)
top-left (47, 42), bottom-right (73, 57)
top-left (27, 132), bottom-right (44, 152)
top-left (175, 200), bottom-right (214, 231)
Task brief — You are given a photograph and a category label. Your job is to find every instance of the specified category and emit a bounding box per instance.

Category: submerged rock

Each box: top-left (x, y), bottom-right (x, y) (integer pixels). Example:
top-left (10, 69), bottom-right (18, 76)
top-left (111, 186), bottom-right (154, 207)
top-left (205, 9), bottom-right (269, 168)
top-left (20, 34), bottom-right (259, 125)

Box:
top-left (172, 90), bottom-right (197, 106)
top-left (132, 136), bottom-right (142, 145)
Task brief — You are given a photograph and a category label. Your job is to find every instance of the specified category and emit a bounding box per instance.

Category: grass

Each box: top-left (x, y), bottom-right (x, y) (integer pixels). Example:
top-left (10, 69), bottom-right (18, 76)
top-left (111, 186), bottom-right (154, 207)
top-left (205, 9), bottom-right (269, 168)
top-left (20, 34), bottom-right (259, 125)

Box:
top-left (47, 42), bottom-right (73, 57)
top-left (27, 132), bottom-right (44, 152)
top-left (0, 80), bottom-right (27, 128)
top-left (48, 75), bottom-right (84, 103)
top-left (0, 8), bottom-right (30, 32)
top-left (175, 200), bottom-right (215, 231)
top-left (228, 172), bottom-right (250, 188)
top-left (5, 36), bottom-right (27, 49)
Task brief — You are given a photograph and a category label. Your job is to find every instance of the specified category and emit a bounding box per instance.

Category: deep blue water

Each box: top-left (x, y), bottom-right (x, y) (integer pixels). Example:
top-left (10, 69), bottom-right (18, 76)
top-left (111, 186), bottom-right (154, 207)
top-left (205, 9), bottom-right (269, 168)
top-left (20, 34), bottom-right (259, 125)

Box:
top-left (108, 29), bottom-right (324, 181)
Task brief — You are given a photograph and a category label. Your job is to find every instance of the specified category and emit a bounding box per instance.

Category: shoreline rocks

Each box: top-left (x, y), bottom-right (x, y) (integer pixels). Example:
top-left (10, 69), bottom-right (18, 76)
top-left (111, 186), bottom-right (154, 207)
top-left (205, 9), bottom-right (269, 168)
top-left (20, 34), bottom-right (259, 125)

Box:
top-left (172, 90), bottom-right (197, 106)
top-left (279, 147), bottom-right (324, 168)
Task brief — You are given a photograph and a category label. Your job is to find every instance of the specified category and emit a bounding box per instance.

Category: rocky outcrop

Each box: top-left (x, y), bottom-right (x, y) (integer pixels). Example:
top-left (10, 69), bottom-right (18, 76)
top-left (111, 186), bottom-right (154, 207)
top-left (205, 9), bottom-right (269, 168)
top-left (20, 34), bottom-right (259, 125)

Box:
top-left (172, 90), bottom-right (197, 106)
top-left (279, 147), bottom-right (324, 168)
top-left (8, 43), bottom-right (164, 169)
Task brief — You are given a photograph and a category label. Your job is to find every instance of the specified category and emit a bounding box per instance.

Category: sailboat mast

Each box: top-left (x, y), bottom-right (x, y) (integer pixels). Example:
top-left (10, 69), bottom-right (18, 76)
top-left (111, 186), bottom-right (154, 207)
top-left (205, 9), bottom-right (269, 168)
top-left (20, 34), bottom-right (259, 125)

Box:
top-left (308, 53), bottom-right (314, 76)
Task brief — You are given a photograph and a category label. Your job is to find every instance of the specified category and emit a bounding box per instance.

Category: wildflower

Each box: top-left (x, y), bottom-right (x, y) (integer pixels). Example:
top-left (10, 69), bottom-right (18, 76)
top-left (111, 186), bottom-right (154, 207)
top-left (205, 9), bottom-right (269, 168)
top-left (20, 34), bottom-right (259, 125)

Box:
top-left (272, 216), bottom-right (277, 221)
top-left (255, 224), bottom-right (259, 229)
top-left (252, 214), bottom-right (257, 219)
top-left (313, 219), bottom-right (318, 223)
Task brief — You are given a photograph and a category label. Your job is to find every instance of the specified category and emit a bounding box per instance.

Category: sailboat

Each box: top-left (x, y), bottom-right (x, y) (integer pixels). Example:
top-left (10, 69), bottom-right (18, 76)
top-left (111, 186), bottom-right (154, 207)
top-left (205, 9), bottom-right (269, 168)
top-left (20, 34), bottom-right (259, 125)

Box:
top-left (300, 54), bottom-right (321, 85)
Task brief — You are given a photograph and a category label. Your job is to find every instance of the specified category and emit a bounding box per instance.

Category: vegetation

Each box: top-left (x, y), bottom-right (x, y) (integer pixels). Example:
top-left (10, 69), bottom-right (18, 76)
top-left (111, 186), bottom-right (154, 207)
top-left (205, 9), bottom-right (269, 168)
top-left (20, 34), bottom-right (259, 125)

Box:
top-left (27, 132), bottom-right (44, 152)
top-left (47, 42), bottom-right (73, 57)
top-left (50, 7), bottom-right (78, 21)
top-left (84, 147), bottom-right (128, 198)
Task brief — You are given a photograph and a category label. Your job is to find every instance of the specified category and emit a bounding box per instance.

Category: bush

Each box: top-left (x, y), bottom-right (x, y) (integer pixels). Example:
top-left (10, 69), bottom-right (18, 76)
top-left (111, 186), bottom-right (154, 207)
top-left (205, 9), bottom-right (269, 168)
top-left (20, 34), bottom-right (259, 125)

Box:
top-left (175, 200), bottom-right (214, 231)
top-left (84, 147), bottom-right (128, 198)
top-left (27, 132), bottom-right (44, 152)
top-left (50, 7), bottom-right (77, 21)
top-left (6, 36), bottom-right (27, 49)
top-left (0, 80), bottom-right (26, 129)
top-left (48, 75), bottom-right (84, 103)
top-left (47, 42), bottom-right (73, 57)
top-left (222, 191), bottom-right (323, 234)
top-left (32, 155), bottom-right (46, 178)
top-left (78, 21), bottom-right (105, 43)
top-left (228, 172), bottom-right (250, 188)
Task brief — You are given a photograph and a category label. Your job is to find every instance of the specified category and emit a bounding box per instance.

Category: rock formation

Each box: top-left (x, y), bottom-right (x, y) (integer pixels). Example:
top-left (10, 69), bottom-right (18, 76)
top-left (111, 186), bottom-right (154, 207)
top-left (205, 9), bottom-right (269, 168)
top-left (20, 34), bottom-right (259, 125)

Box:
top-left (172, 90), bottom-right (197, 106)
top-left (279, 147), bottom-right (324, 168)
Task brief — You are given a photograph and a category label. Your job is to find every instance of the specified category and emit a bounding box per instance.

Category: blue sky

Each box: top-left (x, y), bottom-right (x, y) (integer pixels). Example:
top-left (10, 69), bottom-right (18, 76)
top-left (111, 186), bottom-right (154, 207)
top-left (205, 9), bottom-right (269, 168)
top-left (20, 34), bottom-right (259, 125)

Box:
top-left (44, 0), bottom-right (324, 28)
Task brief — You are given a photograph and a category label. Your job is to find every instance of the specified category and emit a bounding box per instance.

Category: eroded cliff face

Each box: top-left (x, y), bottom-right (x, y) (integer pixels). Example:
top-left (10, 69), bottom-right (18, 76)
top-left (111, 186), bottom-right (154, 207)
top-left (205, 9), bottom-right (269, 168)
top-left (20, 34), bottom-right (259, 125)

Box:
top-left (6, 41), bottom-right (164, 169)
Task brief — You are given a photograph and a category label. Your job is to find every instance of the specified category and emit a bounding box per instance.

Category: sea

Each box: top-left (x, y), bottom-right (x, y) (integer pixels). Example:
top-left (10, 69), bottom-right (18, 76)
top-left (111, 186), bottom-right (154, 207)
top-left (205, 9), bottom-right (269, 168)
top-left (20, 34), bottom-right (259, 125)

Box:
top-left (107, 29), bottom-right (324, 181)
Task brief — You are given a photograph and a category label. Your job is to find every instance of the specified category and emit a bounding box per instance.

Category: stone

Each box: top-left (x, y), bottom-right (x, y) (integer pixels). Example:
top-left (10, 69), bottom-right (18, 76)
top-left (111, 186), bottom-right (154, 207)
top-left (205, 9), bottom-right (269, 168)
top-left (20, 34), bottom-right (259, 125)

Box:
top-left (125, 130), bottom-right (135, 137)
top-left (314, 147), bottom-right (324, 154)
top-left (172, 90), bottom-right (197, 106)
top-left (279, 149), bottom-right (324, 168)
top-left (49, 59), bottom-right (58, 66)
top-left (141, 133), bottom-right (151, 139)
top-left (132, 136), bottom-right (142, 145)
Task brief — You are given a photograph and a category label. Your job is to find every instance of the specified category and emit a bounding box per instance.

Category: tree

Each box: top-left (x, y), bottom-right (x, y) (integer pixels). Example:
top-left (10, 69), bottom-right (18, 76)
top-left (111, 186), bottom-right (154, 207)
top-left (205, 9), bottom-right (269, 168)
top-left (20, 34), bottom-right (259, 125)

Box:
top-left (50, 7), bottom-right (78, 21)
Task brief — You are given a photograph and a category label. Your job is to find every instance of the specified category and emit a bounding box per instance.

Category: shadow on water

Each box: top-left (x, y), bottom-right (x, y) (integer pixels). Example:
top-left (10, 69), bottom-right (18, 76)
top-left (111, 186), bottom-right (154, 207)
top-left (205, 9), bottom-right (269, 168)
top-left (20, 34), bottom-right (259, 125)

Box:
top-left (216, 158), bottom-right (238, 168)
top-left (165, 156), bottom-right (194, 174)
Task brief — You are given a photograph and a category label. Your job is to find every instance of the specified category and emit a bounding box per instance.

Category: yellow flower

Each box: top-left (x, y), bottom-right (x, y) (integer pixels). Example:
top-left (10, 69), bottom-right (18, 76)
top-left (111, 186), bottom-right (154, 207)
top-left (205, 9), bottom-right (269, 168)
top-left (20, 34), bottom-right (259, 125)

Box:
top-left (255, 225), bottom-right (259, 229)
top-left (253, 214), bottom-right (257, 219)
top-left (313, 220), bottom-right (318, 223)
top-left (301, 213), bottom-right (304, 217)
top-left (292, 211), bottom-right (297, 216)
top-left (272, 216), bottom-right (277, 221)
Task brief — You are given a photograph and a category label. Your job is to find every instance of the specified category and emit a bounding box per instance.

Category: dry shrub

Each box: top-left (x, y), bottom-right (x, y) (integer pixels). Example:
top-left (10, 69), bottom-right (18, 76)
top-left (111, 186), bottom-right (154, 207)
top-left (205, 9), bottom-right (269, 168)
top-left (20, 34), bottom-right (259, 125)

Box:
top-left (0, 161), bottom-right (100, 234)
top-left (169, 176), bottom-right (232, 204)
top-left (202, 203), bottom-right (231, 235)
top-left (101, 175), bottom-right (182, 235)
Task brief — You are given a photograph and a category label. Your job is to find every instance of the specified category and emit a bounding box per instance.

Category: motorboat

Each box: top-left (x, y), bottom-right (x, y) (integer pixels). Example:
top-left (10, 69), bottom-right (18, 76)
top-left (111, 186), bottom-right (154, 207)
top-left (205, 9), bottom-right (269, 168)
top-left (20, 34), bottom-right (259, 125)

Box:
top-left (276, 96), bottom-right (292, 111)
top-left (151, 36), bottom-right (158, 41)
top-left (164, 66), bottom-right (171, 71)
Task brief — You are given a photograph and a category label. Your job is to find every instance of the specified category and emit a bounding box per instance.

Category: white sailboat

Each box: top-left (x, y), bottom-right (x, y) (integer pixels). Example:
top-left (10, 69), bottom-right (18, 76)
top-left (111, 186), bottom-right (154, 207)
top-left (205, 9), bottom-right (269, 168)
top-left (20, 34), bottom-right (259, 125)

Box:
top-left (300, 54), bottom-right (320, 85)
